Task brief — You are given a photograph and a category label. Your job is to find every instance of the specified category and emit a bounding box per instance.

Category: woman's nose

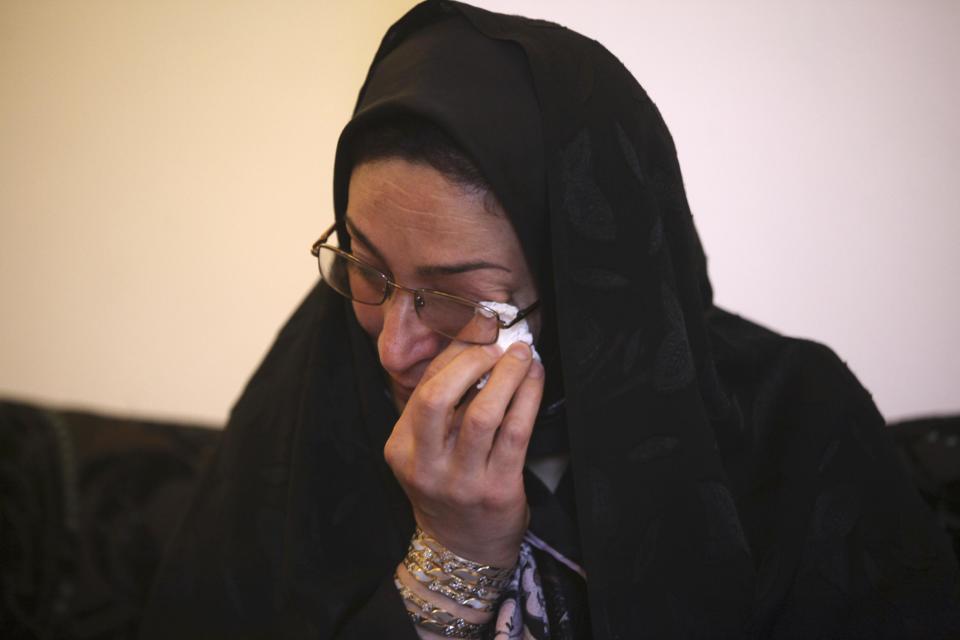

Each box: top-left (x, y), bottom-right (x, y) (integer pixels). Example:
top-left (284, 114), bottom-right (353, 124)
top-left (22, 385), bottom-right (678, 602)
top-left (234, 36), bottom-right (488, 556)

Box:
top-left (376, 290), bottom-right (440, 374)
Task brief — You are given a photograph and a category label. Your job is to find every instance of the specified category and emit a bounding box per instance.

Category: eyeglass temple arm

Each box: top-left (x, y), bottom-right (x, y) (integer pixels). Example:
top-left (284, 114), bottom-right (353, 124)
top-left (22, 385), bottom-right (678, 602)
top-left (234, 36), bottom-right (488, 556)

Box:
top-left (500, 300), bottom-right (541, 329)
top-left (310, 222), bottom-right (339, 257)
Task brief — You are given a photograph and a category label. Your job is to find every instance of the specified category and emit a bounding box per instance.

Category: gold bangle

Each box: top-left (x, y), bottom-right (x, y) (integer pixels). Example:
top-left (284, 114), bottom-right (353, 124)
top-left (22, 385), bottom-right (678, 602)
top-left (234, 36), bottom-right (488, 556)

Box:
top-left (403, 554), bottom-right (498, 611)
top-left (402, 527), bottom-right (515, 611)
top-left (415, 527), bottom-right (515, 586)
top-left (394, 573), bottom-right (487, 639)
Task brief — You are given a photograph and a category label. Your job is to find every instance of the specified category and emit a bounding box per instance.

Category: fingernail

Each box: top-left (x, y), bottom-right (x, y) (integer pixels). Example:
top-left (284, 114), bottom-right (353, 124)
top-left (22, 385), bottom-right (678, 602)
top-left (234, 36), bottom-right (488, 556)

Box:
top-left (528, 360), bottom-right (545, 378)
top-left (508, 342), bottom-right (531, 360)
top-left (484, 343), bottom-right (503, 357)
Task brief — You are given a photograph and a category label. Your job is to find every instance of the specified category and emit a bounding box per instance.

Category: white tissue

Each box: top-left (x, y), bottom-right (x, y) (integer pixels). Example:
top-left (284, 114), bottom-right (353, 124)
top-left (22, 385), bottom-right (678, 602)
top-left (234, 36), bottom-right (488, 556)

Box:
top-left (476, 301), bottom-right (540, 389)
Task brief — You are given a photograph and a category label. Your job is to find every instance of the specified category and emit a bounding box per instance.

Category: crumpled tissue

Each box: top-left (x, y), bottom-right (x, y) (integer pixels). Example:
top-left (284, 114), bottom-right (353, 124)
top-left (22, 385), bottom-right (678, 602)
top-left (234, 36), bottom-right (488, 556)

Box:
top-left (476, 301), bottom-right (540, 389)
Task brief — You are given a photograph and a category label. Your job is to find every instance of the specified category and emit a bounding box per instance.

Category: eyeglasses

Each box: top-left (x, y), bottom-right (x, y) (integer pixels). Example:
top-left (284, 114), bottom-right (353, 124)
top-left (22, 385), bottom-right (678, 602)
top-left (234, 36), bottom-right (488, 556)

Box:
top-left (310, 223), bottom-right (539, 345)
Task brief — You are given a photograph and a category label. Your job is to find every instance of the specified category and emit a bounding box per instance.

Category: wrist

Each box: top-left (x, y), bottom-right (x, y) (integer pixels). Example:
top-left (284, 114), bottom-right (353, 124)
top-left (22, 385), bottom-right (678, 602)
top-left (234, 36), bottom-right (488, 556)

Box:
top-left (416, 508), bottom-right (528, 568)
top-left (393, 527), bottom-right (517, 639)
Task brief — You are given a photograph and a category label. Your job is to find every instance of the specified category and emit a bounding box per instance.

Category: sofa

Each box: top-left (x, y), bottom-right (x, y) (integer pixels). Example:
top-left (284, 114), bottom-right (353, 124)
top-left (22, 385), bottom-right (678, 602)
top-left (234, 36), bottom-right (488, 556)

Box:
top-left (1, 398), bottom-right (958, 639)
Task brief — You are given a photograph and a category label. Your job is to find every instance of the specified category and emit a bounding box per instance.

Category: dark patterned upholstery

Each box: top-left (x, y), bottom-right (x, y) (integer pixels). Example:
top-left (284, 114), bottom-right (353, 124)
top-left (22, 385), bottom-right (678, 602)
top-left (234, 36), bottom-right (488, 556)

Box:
top-left (1, 400), bottom-right (219, 640)
top-left (890, 415), bottom-right (960, 561)
top-left (0, 398), bottom-right (956, 639)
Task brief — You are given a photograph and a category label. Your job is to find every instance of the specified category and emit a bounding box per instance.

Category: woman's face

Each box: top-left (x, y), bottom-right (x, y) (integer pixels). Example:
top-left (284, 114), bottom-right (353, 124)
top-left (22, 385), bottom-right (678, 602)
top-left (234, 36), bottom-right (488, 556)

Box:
top-left (345, 157), bottom-right (539, 410)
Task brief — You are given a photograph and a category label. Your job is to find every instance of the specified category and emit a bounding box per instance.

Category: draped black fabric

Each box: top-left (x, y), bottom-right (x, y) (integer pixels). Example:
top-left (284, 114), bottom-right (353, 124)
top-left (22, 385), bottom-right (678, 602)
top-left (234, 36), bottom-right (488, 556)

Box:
top-left (140, 2), bottom-right (959, 638)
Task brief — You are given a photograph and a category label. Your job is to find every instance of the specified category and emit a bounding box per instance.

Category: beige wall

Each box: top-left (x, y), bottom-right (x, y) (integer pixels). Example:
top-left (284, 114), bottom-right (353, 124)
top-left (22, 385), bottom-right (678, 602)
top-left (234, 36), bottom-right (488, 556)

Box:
top-left (0, 0), bottom-right (415, 424)
top-left (2, 1), bottom-right (957, 425)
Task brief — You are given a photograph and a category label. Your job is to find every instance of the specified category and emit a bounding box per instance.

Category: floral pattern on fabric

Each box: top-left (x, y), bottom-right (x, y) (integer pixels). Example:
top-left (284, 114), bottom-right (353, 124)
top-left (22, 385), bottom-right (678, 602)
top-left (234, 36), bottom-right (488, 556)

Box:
top-left (493, 542), bottom-right (548, 639)
top-left (493, 528), bottom-right (591, 640)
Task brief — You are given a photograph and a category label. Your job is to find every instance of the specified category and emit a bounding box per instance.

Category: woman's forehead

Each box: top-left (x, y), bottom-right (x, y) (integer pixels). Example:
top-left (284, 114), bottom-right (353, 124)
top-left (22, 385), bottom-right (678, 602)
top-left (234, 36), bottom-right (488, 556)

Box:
top-left (346, 159), bottom-right (522, 256)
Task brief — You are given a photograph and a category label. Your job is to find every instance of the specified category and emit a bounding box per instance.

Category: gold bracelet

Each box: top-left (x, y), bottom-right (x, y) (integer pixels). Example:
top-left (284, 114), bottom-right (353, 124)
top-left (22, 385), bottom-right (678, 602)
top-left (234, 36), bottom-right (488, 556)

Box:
top-left (403, 553), bottom-right (498, 611)
top-left (394, 573), bottom-right (487, 639)
top-left (415, 527), bottom-right (515, 586)
top-left (403, 527), bottom-right (515, 611)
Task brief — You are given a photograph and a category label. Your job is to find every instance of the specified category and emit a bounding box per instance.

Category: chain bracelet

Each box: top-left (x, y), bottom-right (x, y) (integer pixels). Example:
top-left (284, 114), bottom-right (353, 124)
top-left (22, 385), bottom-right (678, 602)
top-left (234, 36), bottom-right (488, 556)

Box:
top-left (415, 527), bottom-right (515, 585)
top-left (402, 527), bottom-right (515, 611)
top-left (403, 554), bottom-right (498, 611)
top-left (394, 573), bottom-right (487, 639)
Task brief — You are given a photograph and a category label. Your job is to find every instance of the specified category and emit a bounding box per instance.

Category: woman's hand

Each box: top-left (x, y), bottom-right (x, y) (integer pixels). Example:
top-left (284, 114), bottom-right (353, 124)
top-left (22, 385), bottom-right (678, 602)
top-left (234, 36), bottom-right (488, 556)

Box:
top-left (384, 340), bottom-right (545, 568)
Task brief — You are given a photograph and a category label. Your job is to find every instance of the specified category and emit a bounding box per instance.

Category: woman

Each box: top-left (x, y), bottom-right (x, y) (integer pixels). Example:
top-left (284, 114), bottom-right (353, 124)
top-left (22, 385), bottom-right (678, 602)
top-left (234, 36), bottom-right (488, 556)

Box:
top-left (141, 1), bottom-right (958, 638)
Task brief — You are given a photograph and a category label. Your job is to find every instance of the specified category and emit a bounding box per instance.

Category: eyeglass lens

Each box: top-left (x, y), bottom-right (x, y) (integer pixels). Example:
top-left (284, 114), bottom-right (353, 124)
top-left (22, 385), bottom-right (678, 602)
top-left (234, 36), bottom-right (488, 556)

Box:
top-left (318, 247), bottom-right (499, 344)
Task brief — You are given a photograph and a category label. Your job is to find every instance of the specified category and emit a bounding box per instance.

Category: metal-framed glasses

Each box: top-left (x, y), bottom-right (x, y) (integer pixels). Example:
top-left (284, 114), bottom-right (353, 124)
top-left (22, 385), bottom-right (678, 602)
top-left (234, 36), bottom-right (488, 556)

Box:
top-left (310, 223), bottom-right (539, 345)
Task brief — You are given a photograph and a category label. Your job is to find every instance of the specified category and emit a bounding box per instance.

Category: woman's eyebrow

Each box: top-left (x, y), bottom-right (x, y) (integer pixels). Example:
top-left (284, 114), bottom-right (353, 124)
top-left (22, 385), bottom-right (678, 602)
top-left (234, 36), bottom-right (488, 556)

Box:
top-left (416, 261), bottom-right (512, 277)
top-left (344, 217), bottom-right (512, 277)
top-left (344, 217), bottom-right (388, 265)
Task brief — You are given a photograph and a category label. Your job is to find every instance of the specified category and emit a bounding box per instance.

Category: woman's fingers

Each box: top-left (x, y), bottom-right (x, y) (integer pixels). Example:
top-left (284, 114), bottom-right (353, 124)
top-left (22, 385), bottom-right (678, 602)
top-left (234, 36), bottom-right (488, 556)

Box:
top-left (452, 342), bottom-right (533, 473)
top-left (488, 357), bottom-right (544, 476)
top-left (407, 343), bottom-right (503, 452)
top-left (419, 339), bottom-right (472, 385)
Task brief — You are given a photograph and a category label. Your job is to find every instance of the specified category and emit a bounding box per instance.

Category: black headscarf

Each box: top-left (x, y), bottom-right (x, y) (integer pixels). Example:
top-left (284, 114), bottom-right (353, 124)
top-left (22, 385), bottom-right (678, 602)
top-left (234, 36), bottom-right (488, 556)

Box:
top-left (141, 2), bottom-right (959, 638)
